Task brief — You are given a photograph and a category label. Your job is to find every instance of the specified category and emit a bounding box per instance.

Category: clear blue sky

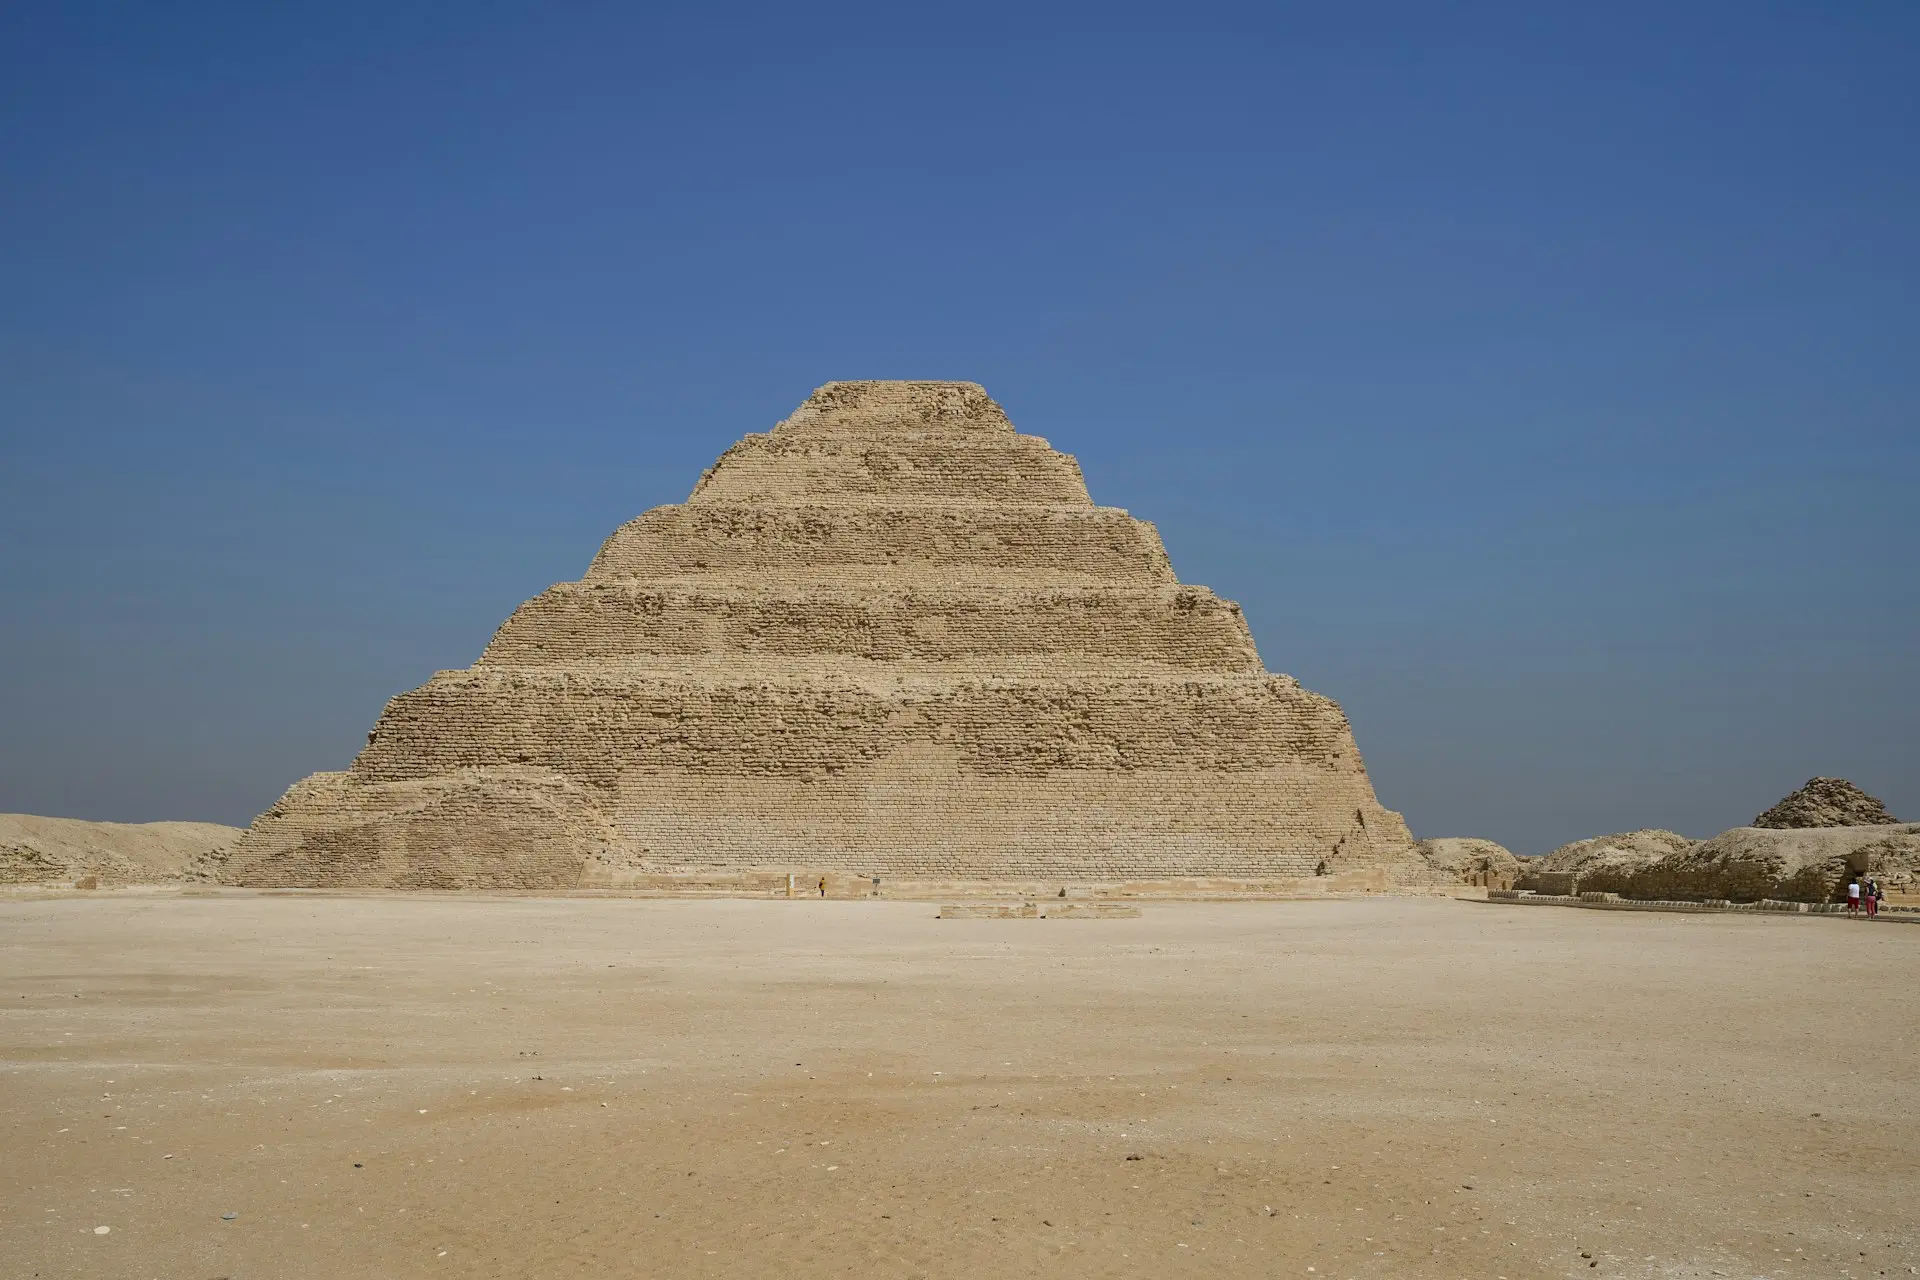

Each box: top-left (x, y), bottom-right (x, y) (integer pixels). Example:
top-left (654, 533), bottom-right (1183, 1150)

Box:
top-left (2, 2), bottom-right (1914, 853)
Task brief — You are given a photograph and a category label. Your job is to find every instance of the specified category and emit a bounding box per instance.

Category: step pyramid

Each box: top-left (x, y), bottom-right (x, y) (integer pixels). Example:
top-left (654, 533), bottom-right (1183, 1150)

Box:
top-left (223, 381), bottom-right (1420, 888)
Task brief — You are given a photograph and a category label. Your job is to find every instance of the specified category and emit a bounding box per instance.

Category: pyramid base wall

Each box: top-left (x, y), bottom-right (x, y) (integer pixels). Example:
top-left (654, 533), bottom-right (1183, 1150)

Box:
top-left (600, 755), bottom-right (1419, 881)
top-left (574, 869), bottom-right (1423, 900)
top-left (220, 756), bottom-right (1429, 890)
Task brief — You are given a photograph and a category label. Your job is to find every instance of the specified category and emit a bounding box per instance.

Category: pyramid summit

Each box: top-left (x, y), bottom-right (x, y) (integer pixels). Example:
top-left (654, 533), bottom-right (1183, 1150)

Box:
top-left (1751, 777), bottom-right (1900, 830)
top-left (222, 381), bottom-right (1422, 889)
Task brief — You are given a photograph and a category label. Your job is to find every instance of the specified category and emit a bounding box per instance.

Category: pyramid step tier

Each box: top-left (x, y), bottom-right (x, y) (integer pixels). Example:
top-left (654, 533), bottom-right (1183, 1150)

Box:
top-left (352, 670), bottom-right (1362, 787)
top-left (689, 432), bottom-right (1091, 506)
top-left (772, 380), bottom-right (1017, 436)
top-left (480, 583), bottom-right (1261, 673)
top-left (584, 503), bottom-right (1174, 585)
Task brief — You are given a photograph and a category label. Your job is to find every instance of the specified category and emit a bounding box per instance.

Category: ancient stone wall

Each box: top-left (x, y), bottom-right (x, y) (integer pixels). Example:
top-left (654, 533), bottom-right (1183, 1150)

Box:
top-left (1513, 829), bottom-right (1694, 895)
top-left (1505, 822), bottom-right (1920, 904)
top-left (223, 381), bottom-right (1418, 889)
top-left (1609, 824), bottom-right (1920, 903)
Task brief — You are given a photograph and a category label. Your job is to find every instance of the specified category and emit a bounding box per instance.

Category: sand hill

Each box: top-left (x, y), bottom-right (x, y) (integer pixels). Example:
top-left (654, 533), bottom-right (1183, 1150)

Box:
top-left (222, 381), bottom-right (1420, 889)
top-left (0, 814), bottom-right (242, 886)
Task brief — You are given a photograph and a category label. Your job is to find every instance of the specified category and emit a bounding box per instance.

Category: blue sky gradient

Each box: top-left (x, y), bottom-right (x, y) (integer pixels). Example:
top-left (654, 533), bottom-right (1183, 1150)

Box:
top-left (2, 1), bottom-right (1915, 852)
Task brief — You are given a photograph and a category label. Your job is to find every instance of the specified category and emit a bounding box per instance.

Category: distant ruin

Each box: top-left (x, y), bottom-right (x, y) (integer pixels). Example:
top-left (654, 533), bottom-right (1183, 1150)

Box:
top-left (1752, 777), bottom-right (1900, 829)
top-left (221, 381), bottom-right (1423, 890)
top-left (1509, 778), bottom-right (1916, 904)
top-left (1413, 838), bottom-right (1520, 889)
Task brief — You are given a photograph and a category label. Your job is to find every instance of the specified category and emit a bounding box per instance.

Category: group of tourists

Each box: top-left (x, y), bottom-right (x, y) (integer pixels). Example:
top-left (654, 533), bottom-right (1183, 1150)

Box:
top-left (1847, 876), bottom-right (1884, 917)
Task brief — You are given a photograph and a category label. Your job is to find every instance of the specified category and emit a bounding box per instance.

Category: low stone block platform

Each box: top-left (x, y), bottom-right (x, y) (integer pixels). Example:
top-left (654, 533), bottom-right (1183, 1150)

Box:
top-left (1487, 889), bottom-right (1920, 923)
top-left (937, 901), bottom-right (1142, 919)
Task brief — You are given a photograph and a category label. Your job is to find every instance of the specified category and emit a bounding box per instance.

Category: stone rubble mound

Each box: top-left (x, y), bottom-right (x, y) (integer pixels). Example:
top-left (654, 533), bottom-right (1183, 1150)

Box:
top-left (0, 814), bottom-right (243, 886)
top-left (1608, 824), bottom-right (1920, 903)
top-left (1511, 791), bottom-right (1918, 903)
top-left (1751, 777), bottom-right (1900, 829)
top-left (222, 381), bottom-right (1420, 889)
top-left (1514, 829), bottom-right (1695, 895)
top-left (1414, 837), bottom-right (1521, 887)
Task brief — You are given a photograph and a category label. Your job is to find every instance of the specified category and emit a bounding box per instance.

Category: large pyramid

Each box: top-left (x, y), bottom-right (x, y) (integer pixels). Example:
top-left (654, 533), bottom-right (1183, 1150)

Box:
top-left (223, 382), bottom-right (1418, 889)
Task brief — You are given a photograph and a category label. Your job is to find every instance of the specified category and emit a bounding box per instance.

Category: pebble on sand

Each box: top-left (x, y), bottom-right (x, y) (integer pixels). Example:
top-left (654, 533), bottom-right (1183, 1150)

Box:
top-left (93, 1225), bottom-right (110, 1235)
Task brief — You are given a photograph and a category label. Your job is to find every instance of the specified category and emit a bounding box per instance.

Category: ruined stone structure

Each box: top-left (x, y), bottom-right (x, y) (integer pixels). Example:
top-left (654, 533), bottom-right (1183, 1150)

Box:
top-left (1506, 789), bottom-right (1920, 904)
top-left (222, 382), bottom-right (1418, 889)
top-left (1414, 837), bottom-right (1521, 889)
top-left (0, 814), bottom-right (241, 887)
top-left (1752, 777), bottom-right (1900, 829)
top-left (1514, 829), bottom-right (1696, 897)
top-left (1610, 823), bottom-right (1920, 903)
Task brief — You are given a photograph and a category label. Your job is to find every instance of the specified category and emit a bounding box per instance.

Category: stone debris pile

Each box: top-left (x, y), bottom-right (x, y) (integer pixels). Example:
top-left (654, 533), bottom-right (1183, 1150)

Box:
top-left (1509, 779), bottom-right (1914, 905)
top-left (0, 814), bottom-right (242, 887)
top-left (1413, 838), bottom-right (1521, 888)
top-left (1514, 829), bottom-right (1696, 896)
top-left (1751, 776), bottom-right (1901, 829)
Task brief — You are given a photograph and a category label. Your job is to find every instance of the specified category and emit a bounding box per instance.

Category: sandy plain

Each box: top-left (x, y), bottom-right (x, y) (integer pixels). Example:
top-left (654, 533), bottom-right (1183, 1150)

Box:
top-left (2, 893), bottom-right (1915, 1280)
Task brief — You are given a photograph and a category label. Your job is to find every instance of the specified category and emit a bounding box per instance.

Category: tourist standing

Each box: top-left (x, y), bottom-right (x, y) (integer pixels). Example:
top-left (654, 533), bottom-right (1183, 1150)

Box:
top-left (819, 876), bottom-right (827, 898)
top-left (1847, 878), bottom-right (1861, 915)
top-left (1866, 878), bottom-right (1880, 918)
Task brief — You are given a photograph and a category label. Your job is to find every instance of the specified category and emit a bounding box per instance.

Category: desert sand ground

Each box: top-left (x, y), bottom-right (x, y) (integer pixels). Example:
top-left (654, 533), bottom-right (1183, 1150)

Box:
top-left (2, 894), bottom-right (1915, 1279)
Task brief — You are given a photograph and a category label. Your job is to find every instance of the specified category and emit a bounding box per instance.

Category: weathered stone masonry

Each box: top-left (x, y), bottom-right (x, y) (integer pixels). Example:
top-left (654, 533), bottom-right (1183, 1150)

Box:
top-left (223, 381), bottom-right (1419, 888)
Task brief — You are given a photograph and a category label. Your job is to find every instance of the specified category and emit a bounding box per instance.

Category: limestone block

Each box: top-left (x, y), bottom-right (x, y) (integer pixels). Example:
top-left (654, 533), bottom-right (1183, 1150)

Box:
top-left (937, 902), bottom-right (1141, 919)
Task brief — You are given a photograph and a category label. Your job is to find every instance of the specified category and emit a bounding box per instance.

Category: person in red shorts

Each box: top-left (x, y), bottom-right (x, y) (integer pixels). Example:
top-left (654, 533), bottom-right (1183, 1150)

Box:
top-left (1847, 878), bottom-right (1861, 915)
